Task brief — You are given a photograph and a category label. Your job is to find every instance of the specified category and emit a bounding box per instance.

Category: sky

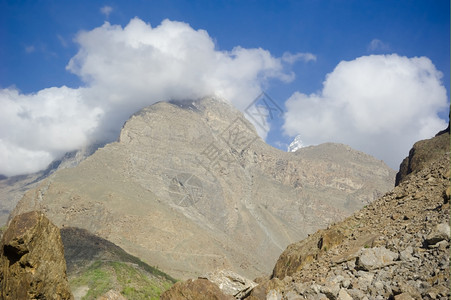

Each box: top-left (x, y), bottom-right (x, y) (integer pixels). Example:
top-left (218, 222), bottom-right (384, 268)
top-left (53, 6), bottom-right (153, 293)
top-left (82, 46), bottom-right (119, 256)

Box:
top-left (0, 0), bottom-right (449, 176)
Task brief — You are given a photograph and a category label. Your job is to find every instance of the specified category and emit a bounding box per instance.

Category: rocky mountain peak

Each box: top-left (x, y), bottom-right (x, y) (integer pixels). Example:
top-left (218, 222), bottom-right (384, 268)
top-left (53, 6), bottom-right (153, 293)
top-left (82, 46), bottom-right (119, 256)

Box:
top-left (287, 135), bottom-right (305, 152)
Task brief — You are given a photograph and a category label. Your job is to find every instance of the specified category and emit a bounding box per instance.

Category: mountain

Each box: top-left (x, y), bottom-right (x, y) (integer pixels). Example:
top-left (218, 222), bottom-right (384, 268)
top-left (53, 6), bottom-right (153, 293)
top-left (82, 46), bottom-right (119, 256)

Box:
top-left (0, 143), bottom-right (101, 226)
top-left (244, 130), bottom-right (450, 299)
top-left (287, 135), bottom-right (305, 152)
top-left (10, 97), bottom-right (395, 279)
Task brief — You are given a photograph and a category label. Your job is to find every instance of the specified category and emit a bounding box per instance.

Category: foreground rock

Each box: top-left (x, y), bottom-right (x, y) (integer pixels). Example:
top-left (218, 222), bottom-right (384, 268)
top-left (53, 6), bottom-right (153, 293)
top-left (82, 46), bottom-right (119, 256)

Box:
top-left (0, 211), bottom-right (73, 299)
top-left (11, 97), bottom-right (395, 279)
top-left (201, 269), bottom-right (258, 298)
top-left (247, 132), bottom-right (450, 299)
top-left (160, 278), bottom-right (234, 300)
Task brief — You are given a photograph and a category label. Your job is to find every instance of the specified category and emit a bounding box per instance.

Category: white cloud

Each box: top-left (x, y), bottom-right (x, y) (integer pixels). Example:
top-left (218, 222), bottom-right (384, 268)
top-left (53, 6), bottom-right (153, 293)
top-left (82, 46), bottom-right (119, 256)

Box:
top-left (367, 39), bottom-right (390, 52)
top-left (0, 18), bottom-right (299, 176)
top-left (282, 52), bottom-right (316, 64)
top-left (283, 54), bottom-right (448, 169)
top-left (57, 34), bottom-right (68, 47)
top-left (25, 45), bottom-right (35, 53)
top-left (100, 5), bottom-right (113, 18)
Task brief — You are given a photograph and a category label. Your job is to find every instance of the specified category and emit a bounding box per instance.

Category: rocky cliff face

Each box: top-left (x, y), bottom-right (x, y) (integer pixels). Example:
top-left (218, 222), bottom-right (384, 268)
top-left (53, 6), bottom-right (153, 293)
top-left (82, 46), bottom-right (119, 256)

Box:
top-left (0, 211), bottom-right (73, 299)
top-left (245, 134), bottom-right (450, 299)
top-left (11, 97), bottom-right (395, 279)
top-left (396, 125), bottom-right (449, 186)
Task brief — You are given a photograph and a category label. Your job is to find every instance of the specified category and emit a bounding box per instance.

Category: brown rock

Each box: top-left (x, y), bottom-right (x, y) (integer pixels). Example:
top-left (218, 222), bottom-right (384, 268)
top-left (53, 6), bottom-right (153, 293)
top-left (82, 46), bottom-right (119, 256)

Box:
top-left (246, 278), bottom-right (285, 300)
top-left (0, 211), bottom-right (73, 300)
top-left (201, 269), bottom-right (257, 298)
top-left (272, 228), bottom-right (344, 279)
top-left (394, 293), bottom-right (415, 300)
top-left (160, 278), bottom-right (234, 300)
top-left (395, 127), bottom-right (449, 186)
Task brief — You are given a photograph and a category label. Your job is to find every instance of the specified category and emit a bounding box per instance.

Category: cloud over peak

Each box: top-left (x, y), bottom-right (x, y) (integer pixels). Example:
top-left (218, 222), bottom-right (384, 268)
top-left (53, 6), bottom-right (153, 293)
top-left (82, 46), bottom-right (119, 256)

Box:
top-left (283, 54), bottom-right (448, 168)
top-left (0, 18), bottom-right (303, 176)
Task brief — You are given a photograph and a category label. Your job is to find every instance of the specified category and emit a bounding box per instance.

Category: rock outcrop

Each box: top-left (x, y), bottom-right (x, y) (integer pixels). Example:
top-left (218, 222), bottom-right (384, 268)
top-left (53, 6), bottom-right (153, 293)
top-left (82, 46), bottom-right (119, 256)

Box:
top-left (160, 278), bottom-right (235, 300)
top-left (396, 125), bottom-right (449, 185)
top-left (246, 133), bottom-right (450, 299)
top-left (201, 269), bottom-right (258, 298)
top-left (11, 97), bottom-right (395, 279)
top-left (0, 211), bottom-right (73, 299)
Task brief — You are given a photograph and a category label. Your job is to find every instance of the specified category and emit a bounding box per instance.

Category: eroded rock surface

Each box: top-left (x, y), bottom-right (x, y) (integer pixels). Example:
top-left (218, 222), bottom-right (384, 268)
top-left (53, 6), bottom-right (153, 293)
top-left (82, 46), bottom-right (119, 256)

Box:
top-left (0, 211), bottom-right (73, 299)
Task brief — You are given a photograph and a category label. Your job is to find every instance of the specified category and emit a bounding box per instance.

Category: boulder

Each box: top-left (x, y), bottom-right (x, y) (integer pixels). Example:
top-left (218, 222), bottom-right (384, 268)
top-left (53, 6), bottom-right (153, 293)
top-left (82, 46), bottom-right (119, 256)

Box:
top-left (356, 247), bottom-right (398, 271)
top-left (202, 269), bottom-right (257, 298)
top-left (424, 223), bottom-right (450, 247)
top-left (0, 211), bottom-right (73, 299)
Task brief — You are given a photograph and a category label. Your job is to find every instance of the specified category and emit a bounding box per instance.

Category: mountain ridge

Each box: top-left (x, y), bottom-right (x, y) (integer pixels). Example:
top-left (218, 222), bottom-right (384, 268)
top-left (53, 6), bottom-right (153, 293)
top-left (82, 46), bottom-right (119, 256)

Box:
top-left (10, 97), bottom-right (395, 279)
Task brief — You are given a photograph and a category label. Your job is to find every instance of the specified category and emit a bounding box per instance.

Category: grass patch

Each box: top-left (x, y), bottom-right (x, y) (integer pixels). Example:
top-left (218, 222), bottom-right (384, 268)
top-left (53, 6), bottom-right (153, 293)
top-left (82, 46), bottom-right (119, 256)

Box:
top-left (69, 261), bottom-right (112, 300)
top-left (111, 248), bottom-right (177, 283)
top-left (70, 260), bottom-right (174, 300)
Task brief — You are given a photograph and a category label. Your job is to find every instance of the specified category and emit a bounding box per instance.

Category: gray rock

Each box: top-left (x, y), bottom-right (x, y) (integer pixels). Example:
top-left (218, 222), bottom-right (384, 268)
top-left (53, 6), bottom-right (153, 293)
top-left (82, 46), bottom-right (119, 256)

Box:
top-left (285, 291), bottom-right (304, 300)
top-left (201, 269), bottom-right (257, 298)
top-left (267, 289), bottom-right (283, 300)
top-left (399, 246), bottom-right (416, 262)
top-left (337, 289), bottom-right (353, 300)
top-left (320, 281), bottom-right (340, 299)
top-left (424, 223), bottom-right (450, 247)
top-left (356, 247), bottom-right (398, 271)
top-left (347, 288), bottom-right (366, 300)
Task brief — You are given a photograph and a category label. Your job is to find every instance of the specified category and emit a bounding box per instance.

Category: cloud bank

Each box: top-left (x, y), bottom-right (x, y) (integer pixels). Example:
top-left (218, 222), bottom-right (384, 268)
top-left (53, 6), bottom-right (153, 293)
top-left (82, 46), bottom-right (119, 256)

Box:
top-left (0, 18), bottom-right (305, 176)
top-left (283, 54), bottom-right (448, 169)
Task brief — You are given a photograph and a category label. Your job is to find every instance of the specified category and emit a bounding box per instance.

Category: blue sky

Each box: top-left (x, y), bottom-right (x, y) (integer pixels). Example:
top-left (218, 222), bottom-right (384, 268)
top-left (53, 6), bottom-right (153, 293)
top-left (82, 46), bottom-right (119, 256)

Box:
top-left (0, 0), bottom-right (449, 175)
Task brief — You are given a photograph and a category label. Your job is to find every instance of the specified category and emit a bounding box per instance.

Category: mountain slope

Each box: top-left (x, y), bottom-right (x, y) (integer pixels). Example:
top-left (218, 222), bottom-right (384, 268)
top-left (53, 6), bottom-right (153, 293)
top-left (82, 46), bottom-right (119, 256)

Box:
top-left (11, 97), bottom-right (395, 279)
top-left (61, 227), bottom-right (176, 299)
top-left (0, 144), bottom-right (101, 226)
top-left (246, 133), bottom-right (450, 299)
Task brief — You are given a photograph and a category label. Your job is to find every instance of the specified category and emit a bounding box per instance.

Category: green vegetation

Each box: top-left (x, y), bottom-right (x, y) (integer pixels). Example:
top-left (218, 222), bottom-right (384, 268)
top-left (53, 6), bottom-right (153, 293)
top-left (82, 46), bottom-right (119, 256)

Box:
top-left (69, 261), bottom-right (113, 299)
top-left (70, 260), bottom-right (175, 300)
top-left (111, 247), bottom-right (177, 284)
